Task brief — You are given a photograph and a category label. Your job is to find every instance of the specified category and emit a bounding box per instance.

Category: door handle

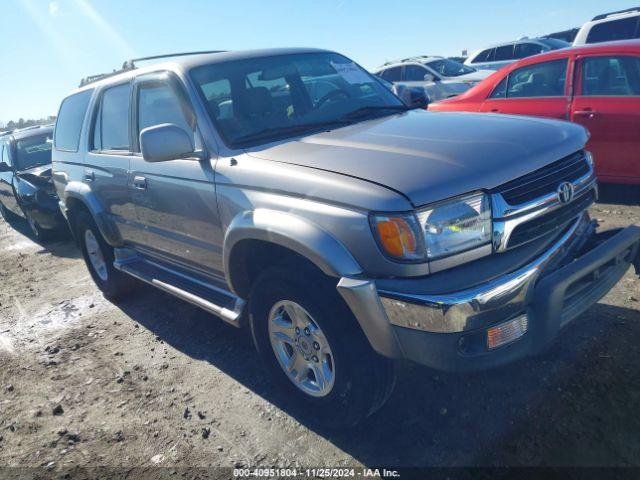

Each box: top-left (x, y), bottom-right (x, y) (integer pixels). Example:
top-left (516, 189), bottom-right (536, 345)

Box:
top-left (490, 108), bottom-right (500, 113)
top-left (574, 109), bottom-right (598, 119)
top-left (84, 170), bottom-right (95, 182)
top-left (133, 176), bottom-right (147, 190)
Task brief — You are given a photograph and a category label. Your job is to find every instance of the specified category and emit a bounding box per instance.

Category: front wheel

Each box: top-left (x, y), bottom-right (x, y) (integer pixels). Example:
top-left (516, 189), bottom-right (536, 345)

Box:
top-left (75, 211), bottom-right (136, 300)
top-left (249, 266), bottom-right (396, 428)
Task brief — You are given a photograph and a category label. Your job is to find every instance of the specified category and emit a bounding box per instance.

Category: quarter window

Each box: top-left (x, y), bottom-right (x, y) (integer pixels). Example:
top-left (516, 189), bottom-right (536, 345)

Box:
top-left (582, 56), bottom-right (640, 96)
top-left (505, 59), bottom-right (568, 98)
top-left (55, 90), bottom-right (92, 152)
top-left (489, 77), bottom-right (508, 99)
top-left (94, 83), bottom-right (131, 151)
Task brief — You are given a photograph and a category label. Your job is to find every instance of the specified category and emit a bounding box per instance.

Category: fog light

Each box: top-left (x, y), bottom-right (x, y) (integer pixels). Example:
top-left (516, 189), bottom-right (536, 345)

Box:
top-left (487, 314), bottom-right (528, 350)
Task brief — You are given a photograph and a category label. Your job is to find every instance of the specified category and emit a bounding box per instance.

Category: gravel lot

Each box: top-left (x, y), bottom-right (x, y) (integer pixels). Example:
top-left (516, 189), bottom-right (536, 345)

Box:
top-left (0, 185), bottom-right (639, 472)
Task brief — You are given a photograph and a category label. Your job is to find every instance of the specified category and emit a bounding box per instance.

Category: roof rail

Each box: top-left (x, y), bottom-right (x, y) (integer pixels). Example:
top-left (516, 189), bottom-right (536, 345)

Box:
top-left (592, 7), bottom-right (640, 21)
top-left (79, 50), bottom-right (226, 87)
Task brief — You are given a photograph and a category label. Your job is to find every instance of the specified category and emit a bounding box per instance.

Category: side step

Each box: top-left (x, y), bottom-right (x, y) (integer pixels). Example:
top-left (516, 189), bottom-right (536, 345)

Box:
top-left (113, 252), bottom-right (244, 327)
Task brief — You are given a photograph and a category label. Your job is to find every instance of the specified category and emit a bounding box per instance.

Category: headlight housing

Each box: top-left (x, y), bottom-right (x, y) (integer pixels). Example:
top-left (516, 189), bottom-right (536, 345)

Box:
top-left (417, 192), bottom-right (492, 260)
top-left (370, 192), bottom-right (492, 263)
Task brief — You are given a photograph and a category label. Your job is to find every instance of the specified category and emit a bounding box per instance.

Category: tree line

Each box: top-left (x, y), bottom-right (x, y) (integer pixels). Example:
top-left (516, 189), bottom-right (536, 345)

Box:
top-left (1, 116), bottom-right (57, 133)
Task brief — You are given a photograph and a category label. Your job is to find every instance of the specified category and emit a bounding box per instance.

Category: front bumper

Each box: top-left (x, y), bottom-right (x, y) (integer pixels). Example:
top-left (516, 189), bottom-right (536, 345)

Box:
top-left (338, 214), bottom-right (640, 371)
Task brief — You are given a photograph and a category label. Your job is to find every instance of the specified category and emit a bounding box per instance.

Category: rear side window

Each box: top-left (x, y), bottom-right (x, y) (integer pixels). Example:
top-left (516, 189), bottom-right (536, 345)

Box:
top-left (582, 56), bottom-right (640, 96)
top-left (94, 83), bottom-right (131, 151)
top-left (586, 17), bottom-right (639, 43)
top-left (494, 44), bottom-right (515, 61)
top-left (514, 43), bottom-right (545, 59)
top-left (55, 90), bottom-right (92, 152)
top-left (472, 48), bottom-right (495, 63)
top-left (505, 59), bottom-right (567, 98)
top-left (380, 67), bottom-right (402, 82)
top-left (404, 65), bottom-right (428, 81)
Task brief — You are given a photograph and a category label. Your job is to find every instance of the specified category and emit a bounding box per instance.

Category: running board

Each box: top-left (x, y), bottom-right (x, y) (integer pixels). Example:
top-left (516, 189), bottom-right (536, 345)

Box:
top-left (113, 252), bottom-right (244, 327)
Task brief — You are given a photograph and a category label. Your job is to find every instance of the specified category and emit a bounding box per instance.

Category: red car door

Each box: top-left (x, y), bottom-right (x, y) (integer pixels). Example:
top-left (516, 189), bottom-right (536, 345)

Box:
top-left (480, 58), bottom-right (572, 120)
top-left (571, 54), bottom-right (640, 184)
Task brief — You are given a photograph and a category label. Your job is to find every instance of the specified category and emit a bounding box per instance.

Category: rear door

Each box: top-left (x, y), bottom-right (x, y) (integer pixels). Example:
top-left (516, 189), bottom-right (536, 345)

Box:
top-left (86, 81), bottom-right (139, 242)
top-left (480, 58), bottom-right (571, 119)
top-left (129, 71), bottom-right (223, 274)
top-left (572, 54), bottom-right (640, 182)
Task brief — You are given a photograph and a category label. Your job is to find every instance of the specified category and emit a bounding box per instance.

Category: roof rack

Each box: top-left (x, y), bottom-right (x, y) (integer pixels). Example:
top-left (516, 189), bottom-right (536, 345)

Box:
top-left (592, 7), bottom-right (640, 21)
top-left (79, 50), bottom-right (226, 87)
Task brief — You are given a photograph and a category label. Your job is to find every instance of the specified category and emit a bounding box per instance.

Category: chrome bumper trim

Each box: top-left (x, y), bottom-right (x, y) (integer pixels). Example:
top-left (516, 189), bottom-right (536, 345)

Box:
top-left (378, 213), bottom-right (591, 333)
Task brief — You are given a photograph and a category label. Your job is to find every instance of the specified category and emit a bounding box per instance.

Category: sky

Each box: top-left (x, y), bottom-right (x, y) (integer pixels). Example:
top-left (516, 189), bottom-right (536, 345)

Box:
top-left (0, 0), bottom-right (634, 123)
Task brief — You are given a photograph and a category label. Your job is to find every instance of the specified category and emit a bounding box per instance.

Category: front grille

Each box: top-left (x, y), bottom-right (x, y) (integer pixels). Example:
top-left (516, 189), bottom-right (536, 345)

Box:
top-left (507, 189), bottom-right (596, 249)
top-left (497, 151), bottom-right (590, 205)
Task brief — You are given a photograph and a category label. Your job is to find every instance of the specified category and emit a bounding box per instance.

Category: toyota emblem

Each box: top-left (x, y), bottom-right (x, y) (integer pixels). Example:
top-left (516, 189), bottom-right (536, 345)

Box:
top-left (557, 182), bottom-right (574, 204)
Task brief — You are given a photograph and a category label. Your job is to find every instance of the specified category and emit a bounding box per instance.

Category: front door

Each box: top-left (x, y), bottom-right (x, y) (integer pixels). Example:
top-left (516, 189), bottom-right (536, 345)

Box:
top-left (480, 58), bottom-right (571, 120)
top-left (571, 54), bottom-right (640, 183)
top-left (129, 72), bottom-right (224, 275)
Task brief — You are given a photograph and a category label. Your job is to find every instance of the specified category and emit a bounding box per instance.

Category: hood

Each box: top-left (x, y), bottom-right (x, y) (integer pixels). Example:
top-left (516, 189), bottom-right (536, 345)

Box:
top-left (245, 110), bottom-right (588, 207)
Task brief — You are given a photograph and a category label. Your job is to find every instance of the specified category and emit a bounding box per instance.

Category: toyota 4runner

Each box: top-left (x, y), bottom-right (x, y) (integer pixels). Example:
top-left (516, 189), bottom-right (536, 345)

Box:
top-left (52, 49), bottom-right (640, 427)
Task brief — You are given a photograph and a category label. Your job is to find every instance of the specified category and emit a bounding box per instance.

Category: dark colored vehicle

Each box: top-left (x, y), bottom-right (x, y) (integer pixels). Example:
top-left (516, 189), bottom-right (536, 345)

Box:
top-left (0, 125), bottom-right (65, 240)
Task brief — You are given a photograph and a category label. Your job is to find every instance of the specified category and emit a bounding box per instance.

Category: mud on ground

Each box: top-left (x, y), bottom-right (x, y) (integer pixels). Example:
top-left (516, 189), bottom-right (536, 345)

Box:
top-left (0, 185), bottom-right (639, 472)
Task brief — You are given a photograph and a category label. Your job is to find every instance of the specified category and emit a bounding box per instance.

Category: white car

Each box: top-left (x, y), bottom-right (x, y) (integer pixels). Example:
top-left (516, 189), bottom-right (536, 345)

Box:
top-left (573, 9), bottom-right (640, 46)
top-left (464, 38), bottom-right (570, 71)
top-left (373, 56), bottom-right (493, 101)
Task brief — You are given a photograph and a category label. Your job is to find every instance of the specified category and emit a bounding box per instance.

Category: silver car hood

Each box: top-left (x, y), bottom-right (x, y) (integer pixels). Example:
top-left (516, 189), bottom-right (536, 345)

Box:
top-left (245, 110), bottom-right (588, 208)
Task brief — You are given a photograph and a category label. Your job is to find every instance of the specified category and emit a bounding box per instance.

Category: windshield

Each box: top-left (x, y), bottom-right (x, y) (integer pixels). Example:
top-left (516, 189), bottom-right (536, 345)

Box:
top-left (425, 58), bottom-right (476, 77)
top-left (190, 52), bottom-right (405, 147)
top-left (15, 133), bottom-right (53, 170)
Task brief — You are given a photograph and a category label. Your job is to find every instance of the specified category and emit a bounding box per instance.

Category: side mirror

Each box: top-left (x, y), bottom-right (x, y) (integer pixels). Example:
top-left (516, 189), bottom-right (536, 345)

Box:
top-left (393, 85), bottom-right (430, 109)
top-left (0, 162), bottom-right (10, 173)
top-left (140, 124), bottom-right (196, 163)
top-left (423, 73), bottom-right (436, 82)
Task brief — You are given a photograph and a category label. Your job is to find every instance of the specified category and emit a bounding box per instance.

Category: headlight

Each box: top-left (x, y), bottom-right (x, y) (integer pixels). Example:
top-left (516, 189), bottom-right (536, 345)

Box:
top-left (370, 212), bottom-right (425, 262)
top-left (417, 192), bottom-right (492, 259)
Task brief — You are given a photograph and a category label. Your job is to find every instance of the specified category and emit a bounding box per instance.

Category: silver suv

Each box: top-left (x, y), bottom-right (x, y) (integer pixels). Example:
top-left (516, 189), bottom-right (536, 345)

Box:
top-left (52, 49), bottom-right (640, 427)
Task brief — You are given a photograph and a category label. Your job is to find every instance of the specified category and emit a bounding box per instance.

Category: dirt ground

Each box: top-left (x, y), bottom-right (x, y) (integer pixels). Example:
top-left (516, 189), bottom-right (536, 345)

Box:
top-left (0, 185), bottom-right (639, 474)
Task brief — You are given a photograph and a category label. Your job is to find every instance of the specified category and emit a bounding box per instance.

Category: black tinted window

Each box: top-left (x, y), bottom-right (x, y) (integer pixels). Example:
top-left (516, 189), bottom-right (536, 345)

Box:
top-left (587, 17), bottom-right (639, 43)
top-left (473, 48), bottom-right (495, 63)
top-left (404, 65), bottom-right (428, 81)
top-left (582, 56), bottom-right (640, 96)
top-left (506, 59), bottom-right (568, 98)
top-left (55, 90), bottom-right (92, 152)
top-left (380, 67), bottom-right (402, 82)
top-left (494, 44), bottom-right (515, 61)
top-left (98, 84), bottom-right (131, 151)
top-left (514, 43), bottom-right (545, 59)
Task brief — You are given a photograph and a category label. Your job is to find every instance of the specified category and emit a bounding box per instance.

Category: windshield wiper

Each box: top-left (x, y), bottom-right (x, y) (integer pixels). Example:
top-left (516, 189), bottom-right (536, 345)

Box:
top-left (339, 105), bottom-right (412, 121)
top-left (233, 120), bottom-right (353, 146)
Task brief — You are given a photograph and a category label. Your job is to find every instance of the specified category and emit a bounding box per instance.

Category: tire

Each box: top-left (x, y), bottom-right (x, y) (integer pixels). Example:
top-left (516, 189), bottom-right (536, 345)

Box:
top-left (25, 211), bottom-right (53, 242)
top-left (75, 210), bottom-right (136, 300)
top-left (249, 265), bottom-right (396, 428)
